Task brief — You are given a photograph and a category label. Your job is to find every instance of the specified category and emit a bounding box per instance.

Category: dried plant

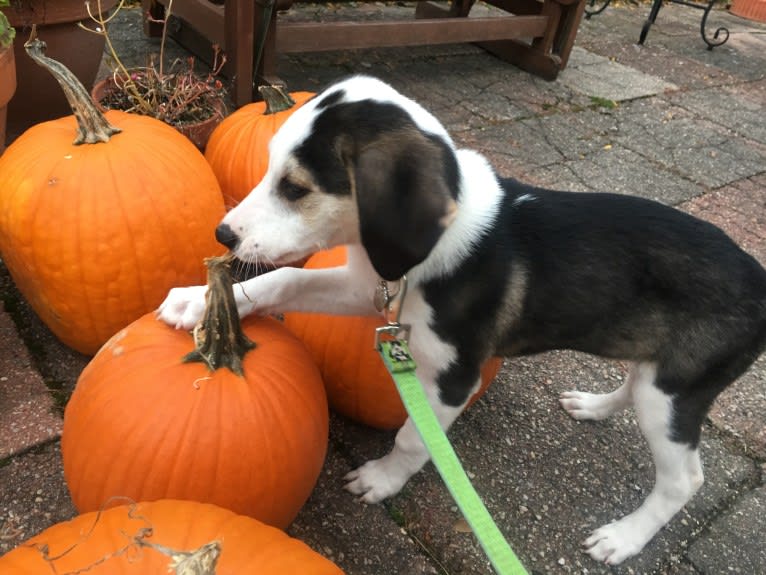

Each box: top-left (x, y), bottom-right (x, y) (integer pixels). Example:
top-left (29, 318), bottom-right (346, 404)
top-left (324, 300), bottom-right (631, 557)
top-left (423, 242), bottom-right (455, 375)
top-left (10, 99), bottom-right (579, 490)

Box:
top-left (81, 0), bottom-right (227, 126)
top-left (0, 0), bottom-right (16, 49)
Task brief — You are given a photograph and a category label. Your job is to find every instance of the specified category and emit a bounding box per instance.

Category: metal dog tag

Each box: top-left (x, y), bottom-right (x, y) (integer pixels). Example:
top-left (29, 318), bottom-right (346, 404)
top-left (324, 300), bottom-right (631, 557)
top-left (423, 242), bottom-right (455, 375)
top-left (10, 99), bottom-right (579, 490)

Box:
top-left (374, 280), bottom-right (390, 313)
top-left (374, 280), bottom-right (401, 313)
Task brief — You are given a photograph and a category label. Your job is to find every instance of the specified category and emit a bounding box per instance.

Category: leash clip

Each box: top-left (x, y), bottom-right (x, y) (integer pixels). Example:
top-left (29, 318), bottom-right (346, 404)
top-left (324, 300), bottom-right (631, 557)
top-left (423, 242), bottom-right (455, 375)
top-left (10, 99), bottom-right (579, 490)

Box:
top-left (374, 275), bottom-right (410, 350)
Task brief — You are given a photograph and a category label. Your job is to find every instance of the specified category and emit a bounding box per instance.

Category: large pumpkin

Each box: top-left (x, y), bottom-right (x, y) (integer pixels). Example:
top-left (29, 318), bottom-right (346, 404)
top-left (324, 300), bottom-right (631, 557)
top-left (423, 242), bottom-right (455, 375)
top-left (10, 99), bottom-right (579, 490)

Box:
top-left (62, 257), bottom-right (329, 529)
top-left (0, 499), bottom-right (343, 574)
top-left (0, 38), bottom-right (225, 354)
top-left (205, 85), bottom-right (315, 207)
top-left (283, 247), bottom-right (502, 429)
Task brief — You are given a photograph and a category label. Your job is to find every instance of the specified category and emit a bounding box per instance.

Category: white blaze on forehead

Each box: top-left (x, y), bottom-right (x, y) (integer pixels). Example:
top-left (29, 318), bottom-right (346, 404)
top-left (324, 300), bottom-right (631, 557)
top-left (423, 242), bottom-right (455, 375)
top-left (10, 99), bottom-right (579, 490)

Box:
top-left (325, 76), bottom-right (454, 146)
top-left (267, 98), bottom-right (322, 170)
top-left (267, 75), bottom-right (454, 169)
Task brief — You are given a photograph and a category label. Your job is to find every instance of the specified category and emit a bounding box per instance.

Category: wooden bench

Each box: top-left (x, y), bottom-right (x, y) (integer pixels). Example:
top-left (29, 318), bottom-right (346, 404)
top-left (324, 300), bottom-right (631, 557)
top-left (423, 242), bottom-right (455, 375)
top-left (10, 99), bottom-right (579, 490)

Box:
top-left (142, 0), bottom-right (586, 107)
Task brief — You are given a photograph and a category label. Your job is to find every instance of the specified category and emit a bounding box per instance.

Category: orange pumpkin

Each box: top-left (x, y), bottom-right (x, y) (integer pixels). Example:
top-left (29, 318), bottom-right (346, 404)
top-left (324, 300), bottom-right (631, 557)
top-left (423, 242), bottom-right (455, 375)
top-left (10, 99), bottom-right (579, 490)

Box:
top-left (62, 257), bottom-right (328, 529)
top-left (284, 247), bottom-right (502, 429)
top-left (205, 86), bottom-right (315, 207)
top-left (0, 499), bottom-right (344, 574)
top-left (0, 37), bottom-right (225, 355)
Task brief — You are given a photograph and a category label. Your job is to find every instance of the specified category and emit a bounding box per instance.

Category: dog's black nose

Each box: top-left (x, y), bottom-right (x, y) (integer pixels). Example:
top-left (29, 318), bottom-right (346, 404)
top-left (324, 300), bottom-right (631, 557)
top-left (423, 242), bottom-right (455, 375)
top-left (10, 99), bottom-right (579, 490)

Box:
top-left (215, 223), bottom-right (240, 250)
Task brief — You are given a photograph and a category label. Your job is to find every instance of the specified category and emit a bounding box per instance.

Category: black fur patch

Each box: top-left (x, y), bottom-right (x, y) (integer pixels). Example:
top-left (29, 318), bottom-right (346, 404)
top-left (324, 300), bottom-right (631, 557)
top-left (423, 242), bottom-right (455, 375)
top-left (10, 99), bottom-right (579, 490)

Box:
top-left (314, 88), bottom-right (346, 110)
top-left (425, 177), bottom-right (766, 448)
top-left (293, 100), bottom-right (457, 198)
top-left (294, 99), bottom-right (460, 280)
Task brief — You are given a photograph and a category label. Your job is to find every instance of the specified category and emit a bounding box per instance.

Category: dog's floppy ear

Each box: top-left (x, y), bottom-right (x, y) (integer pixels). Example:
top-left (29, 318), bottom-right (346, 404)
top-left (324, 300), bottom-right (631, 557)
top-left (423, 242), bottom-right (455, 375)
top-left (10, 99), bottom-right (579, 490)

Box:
top-left (353, 130), bottom-right (458, 281)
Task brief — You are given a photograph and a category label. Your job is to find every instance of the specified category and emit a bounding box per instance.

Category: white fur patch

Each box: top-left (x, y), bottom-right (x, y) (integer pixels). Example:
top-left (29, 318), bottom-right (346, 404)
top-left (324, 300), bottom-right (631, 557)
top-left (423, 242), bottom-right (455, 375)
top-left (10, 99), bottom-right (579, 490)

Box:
top-left (582, 363), bottom-right (705, 564)
top-left (345, 288), bottom-right (469, 502)
top-left (410, 149), bottom-right (504, 283)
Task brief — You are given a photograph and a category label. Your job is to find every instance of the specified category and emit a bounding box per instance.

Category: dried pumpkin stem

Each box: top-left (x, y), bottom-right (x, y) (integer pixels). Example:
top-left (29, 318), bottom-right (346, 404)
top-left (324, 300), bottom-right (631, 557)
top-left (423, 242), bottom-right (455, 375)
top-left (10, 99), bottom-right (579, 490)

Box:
top-left (183, 254), bottom-right (256, 376)
top-left (259, 84), bottom-right (296, 114)
top-left (24, 27), bottom-right (122, 145)
top-left (136, 539), bottom-right (221, 575)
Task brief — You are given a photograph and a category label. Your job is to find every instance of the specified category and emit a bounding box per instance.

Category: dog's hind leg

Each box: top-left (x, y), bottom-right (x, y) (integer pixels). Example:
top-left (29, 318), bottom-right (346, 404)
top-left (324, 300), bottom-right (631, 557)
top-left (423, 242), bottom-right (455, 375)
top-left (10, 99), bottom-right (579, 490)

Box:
top-left (584, 362), bottom-right (704, 564)
top-left (559, 362), bottom-right (637, 421)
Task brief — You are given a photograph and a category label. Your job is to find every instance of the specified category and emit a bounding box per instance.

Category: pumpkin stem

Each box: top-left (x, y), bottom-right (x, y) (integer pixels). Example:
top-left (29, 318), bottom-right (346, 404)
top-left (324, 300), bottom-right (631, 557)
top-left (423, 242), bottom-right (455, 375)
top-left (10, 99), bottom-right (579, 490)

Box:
top-left (136, 539), bottom-right (222, 575)
top-left (259, 84), bottom-right (296, 114)
top-left (183, 254), bottom-right (256, 376)
top-left (24, 26), bottom-right (122, 145)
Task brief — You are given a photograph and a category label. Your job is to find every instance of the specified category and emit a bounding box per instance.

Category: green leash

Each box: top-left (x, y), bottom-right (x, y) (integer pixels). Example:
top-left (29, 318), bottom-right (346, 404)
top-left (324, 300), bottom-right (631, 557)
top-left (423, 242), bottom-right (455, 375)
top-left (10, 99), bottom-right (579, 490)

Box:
top-left (376, 330), bottom-right (528, 575)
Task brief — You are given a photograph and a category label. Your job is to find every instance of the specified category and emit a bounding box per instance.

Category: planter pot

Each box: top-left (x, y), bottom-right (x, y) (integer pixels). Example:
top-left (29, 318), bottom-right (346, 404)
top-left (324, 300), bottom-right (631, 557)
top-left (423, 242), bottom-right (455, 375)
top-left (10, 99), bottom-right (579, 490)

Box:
top-left (730, 0), bottom-right (766, 22)
top-left (92, 77), bottom-right (226, 151)
top-left (3, 0), bottom-right (118, 140)
top-left (0, 45), bottom-right (16, 154)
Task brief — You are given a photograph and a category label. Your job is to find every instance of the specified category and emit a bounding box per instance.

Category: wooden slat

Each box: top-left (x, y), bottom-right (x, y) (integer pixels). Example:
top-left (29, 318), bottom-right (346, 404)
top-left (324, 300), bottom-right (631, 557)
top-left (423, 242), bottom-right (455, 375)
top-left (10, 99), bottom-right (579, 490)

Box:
top-left (275, 15), bottom-right (549, 53)
top-left (158, 0), bottom-right (226, 46)
top-left (483, 0), bottom-right (544, 16)
top-left (477, 38), bottom-right (560, 79)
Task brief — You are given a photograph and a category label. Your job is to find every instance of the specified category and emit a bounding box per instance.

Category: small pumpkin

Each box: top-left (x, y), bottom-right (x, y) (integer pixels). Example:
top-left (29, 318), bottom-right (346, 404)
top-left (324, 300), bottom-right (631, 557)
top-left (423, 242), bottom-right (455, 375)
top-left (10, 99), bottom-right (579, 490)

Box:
top-left (0, 36), bottom-right (225, 355)
top-left (205, 85), bottom-right (315, 207)
top-left (283, 246), bottom-right (502, 430)
top-left (0, 499), bottom-right (344, 574)
top-left (62, 256), bottom-right (329, 529)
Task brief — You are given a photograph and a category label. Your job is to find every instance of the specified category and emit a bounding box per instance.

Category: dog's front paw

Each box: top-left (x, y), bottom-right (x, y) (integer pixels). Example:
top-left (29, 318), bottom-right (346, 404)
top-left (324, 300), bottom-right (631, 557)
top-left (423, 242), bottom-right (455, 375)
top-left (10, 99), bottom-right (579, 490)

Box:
top-left (344, 456), bottom-right (410, 504)
top-left (157, 285), bottom-right (208, 330)
top-left (584, 518), bottom-right (648, 565)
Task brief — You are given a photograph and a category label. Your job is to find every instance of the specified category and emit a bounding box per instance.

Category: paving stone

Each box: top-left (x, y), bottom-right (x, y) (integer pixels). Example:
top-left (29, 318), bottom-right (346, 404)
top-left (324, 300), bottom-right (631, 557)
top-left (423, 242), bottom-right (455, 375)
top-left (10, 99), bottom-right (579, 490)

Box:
top-left (688, 487), bottom-right (766, 574)
top-left (0, 442), bottom-right (76, 555)
top-left (455, 107), bottom-right (622, 177)
top-left (0, 303), bottom-right (61, 459)
top-left (529, 145), bottom-right (704, 204)
top-left (612, 103), bottom-right (766, 188)
top-left (639, 7), bottom-right (766, 81)
top-left (2, 3), bottom-right (765, 575)
top-left (576, 38), bottom-right (738, 91)
top-left (290, 416), bottom-right (440, 574)
top-left (559, 47), bottom-right (678, 102)
top-left (378, 352), bottom-right (758, 574)
top-left (666, 80), bottom-right (766, 145)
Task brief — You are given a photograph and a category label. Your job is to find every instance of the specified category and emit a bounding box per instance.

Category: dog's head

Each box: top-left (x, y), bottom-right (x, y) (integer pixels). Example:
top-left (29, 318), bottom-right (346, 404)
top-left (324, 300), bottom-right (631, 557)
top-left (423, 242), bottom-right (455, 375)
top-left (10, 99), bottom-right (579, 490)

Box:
top-left (217, 76), bottom-right (459, 281)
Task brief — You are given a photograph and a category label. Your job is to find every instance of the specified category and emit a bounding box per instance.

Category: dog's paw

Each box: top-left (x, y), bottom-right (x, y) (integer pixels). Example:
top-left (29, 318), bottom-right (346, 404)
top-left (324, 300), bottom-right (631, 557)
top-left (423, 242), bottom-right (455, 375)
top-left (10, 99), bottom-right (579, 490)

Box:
top-left (343, 456), bottom-right (410, 504)
top-left (584, 518), bottom-right (647, 565)
top-left (560, 390), bottom-right (616, 421)
top-left (157, 285), bottom-right (208, 330)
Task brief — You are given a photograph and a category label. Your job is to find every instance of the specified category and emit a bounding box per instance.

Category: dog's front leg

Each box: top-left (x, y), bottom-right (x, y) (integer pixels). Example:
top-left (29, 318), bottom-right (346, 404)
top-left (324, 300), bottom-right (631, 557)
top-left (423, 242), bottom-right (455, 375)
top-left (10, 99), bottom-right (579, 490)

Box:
top-left (345, 317), bottom-right (477, 502)
top-left (158, 247), bottom-right (379, 329)
top-left (344, 384), bottom-right (467, 503)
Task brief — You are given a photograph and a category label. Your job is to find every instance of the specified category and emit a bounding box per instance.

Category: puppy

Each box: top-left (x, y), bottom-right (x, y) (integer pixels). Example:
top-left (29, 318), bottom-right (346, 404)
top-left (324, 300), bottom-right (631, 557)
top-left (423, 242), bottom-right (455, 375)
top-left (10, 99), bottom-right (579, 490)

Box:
top-left (159, 76), bottom-right (766, 564)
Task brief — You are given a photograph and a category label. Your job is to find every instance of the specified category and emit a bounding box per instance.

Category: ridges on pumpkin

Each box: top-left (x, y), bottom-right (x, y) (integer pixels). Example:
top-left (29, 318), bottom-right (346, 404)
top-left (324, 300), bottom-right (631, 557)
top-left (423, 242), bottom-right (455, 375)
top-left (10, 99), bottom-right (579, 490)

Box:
top-left (0, 36), bottom-right (226, 355)
top-left (0, 499), bottom-right (344, 574)
top-left (61, 257), bottom-right (329, 530)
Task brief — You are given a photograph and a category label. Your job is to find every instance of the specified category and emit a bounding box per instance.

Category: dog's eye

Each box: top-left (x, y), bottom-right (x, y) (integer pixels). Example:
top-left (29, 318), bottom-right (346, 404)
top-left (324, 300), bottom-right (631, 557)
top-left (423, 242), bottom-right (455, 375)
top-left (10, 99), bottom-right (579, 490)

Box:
top-left (279, 180), bottom-right (311, 202)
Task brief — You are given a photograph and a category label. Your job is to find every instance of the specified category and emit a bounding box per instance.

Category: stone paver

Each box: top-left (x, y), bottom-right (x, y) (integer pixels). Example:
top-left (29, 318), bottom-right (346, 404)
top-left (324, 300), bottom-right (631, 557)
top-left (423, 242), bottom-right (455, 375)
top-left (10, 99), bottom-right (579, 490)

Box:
top-left (1, 3), bottom-right (765, 575)
top-left (559, 47), bottom-right (678, 102)
top-left (0, 304), bottom-right (61, 459)
top-left (688, 486), bottom-right (766, 574)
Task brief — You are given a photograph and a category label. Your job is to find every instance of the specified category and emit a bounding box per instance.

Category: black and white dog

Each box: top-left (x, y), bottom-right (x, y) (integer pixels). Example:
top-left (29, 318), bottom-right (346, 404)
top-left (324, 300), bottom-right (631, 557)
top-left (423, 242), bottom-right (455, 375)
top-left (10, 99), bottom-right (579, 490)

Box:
top-left (159, 76), bottom-right (766, 564)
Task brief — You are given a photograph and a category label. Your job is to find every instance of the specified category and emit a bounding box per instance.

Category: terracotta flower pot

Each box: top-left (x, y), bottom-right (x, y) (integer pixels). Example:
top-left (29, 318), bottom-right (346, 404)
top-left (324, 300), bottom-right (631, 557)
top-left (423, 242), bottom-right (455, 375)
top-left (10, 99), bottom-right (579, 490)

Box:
top-left (0, 45), bottom-right (16, 153)
top-left (730, 0), bottom-right (766, 22)
top-left (3, 0), bottom-right (118, 140)
top-left (91, 76), bottom-right (226, 151)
